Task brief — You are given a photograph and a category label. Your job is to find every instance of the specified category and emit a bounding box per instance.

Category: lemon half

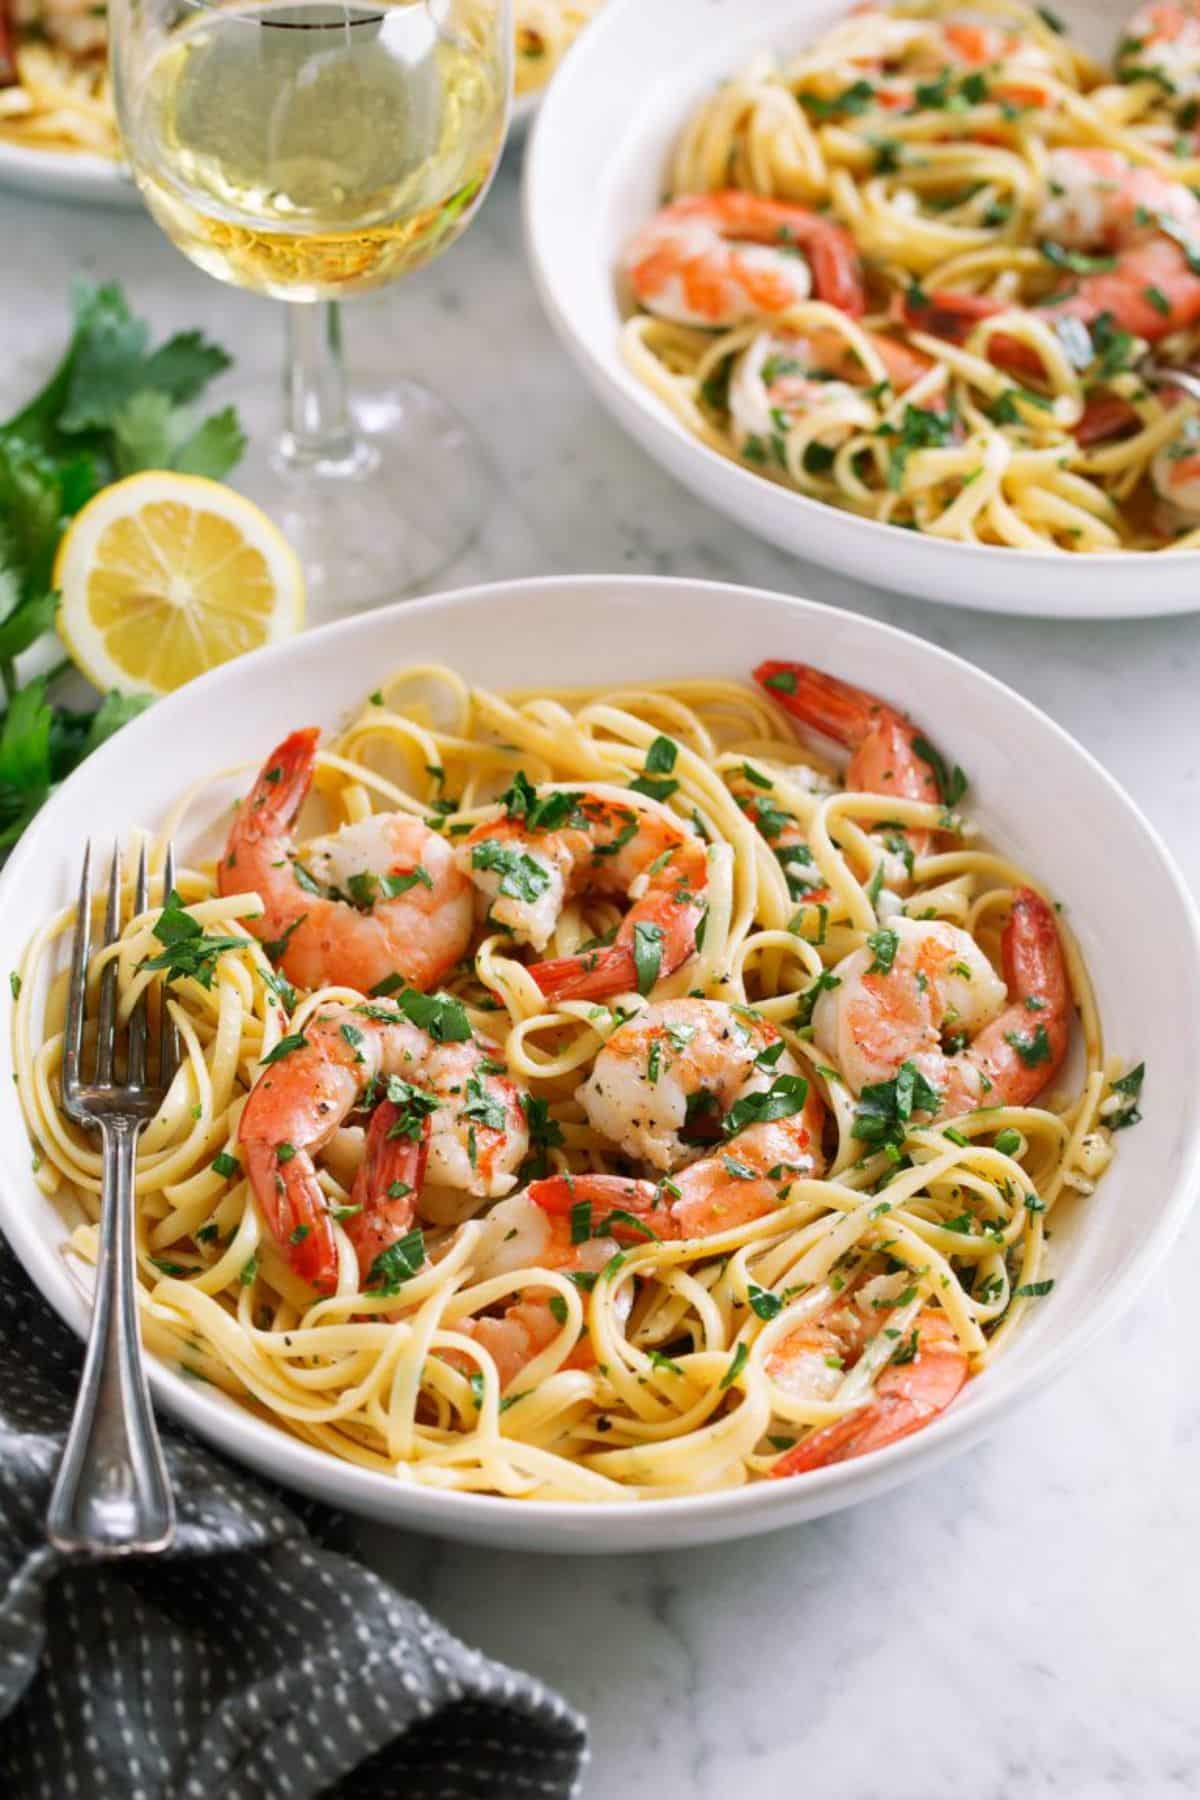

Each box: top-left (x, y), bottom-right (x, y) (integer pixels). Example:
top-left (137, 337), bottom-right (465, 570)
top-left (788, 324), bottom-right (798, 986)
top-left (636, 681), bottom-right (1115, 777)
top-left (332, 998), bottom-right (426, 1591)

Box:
top-left (55, 471), bottom-right (305, 697)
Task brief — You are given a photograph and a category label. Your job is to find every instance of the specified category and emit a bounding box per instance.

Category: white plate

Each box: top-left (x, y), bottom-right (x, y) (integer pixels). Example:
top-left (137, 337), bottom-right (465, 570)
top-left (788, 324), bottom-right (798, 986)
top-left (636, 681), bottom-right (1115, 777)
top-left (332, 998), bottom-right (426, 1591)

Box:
top-left (1, 575), bottom-right (1197, 1550)
top-left (523, 0), bottom-right (1200, 619)
top-left (0, 138), bottom-right (139, 208)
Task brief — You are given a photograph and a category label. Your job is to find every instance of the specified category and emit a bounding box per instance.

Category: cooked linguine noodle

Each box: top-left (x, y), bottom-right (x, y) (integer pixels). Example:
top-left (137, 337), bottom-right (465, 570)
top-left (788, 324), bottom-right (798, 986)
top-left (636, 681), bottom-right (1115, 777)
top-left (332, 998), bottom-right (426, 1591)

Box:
top-left (620, 0), bottom-right (1200, 552)
top-left (15, 662), bottom-right (1139, 1501)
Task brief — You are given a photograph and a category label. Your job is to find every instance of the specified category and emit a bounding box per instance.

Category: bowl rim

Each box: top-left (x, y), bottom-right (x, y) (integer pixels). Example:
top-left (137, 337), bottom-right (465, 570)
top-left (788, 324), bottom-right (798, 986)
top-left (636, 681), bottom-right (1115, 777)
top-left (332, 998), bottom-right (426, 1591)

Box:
top-left (3, 571), bottom-right (1199, 1542)
top-left (522, 0), bottom-right (1200, 586)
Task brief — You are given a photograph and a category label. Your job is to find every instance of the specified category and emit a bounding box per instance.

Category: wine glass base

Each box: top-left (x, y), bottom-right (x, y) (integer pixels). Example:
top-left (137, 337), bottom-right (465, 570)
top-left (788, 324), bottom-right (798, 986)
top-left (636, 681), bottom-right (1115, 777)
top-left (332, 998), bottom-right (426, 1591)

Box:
top-left (234, 379), bottom-right (495, 620)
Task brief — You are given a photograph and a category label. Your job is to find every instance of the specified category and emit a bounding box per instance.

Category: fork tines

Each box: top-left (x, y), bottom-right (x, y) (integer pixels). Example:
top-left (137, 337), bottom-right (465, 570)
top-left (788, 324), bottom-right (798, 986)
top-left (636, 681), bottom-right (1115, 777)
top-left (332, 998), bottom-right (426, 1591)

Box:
top-left (62, 841), bottom-right (178, 1120)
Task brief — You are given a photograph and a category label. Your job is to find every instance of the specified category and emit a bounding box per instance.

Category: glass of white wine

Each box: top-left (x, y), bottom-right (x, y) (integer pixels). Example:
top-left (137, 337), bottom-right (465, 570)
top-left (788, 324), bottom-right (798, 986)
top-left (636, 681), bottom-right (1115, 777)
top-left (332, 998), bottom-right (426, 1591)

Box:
top-left (110, 0), bottom-right (512, 613)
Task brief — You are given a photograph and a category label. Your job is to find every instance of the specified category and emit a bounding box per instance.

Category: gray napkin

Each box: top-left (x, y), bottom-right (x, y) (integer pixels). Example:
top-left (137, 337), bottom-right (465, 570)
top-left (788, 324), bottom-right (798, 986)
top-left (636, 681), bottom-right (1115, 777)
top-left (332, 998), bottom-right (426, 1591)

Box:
top-left (0, 1236), bottom-right (587, 1799)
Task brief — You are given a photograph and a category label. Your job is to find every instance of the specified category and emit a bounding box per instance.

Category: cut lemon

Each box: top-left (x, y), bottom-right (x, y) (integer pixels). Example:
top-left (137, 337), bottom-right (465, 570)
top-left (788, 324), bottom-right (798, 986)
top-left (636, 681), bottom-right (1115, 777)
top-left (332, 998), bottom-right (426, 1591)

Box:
top-left (55, 471), bottom-right (305, 697)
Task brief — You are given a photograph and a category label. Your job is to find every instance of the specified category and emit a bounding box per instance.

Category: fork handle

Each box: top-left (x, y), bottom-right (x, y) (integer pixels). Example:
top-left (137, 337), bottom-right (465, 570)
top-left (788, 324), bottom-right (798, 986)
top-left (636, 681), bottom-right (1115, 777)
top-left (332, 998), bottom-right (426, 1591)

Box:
top-left (47, 1119), bottom-right (175, 1555)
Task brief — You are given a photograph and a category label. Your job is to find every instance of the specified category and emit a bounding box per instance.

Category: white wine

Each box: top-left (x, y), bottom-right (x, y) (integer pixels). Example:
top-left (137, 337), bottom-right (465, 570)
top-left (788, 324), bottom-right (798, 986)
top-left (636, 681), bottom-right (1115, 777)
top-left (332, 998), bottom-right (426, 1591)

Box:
top-left (129, 1), bottom-right (508, 299)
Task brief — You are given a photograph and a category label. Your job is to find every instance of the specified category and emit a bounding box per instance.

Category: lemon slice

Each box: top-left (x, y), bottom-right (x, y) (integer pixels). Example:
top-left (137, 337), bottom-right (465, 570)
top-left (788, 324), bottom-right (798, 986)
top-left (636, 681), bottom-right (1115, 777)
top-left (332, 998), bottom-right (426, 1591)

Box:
top-left (55, 471), bottom-right (305, 697)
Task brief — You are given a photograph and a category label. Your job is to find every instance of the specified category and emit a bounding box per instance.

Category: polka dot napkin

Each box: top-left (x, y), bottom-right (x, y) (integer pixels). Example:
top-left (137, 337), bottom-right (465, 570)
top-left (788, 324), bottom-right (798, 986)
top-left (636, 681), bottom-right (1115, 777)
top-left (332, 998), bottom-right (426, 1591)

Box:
top-left (0, 1240), bottom-right (588, 1799)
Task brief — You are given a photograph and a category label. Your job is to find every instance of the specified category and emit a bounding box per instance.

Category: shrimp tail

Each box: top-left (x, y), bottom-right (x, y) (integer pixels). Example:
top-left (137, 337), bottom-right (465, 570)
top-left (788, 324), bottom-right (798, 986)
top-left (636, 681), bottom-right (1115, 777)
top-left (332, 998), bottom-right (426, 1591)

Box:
top-left (754, 660), bottom-right (886, 749)
top-left (529, 886), bottom-right (707, 1003)
top-left (344, 1099), bottom-right (429, 1283)
top-left (770, 1311), bottom-right (967, 1475)
top-left (528, 1173), bottom-right (668, 1238)
top-left (894, 287), bottom-right (1043, 378)
top-left (230, 727), bottom-right (320, 854)
top-left (241, 1138), bottom-right (339, 1294)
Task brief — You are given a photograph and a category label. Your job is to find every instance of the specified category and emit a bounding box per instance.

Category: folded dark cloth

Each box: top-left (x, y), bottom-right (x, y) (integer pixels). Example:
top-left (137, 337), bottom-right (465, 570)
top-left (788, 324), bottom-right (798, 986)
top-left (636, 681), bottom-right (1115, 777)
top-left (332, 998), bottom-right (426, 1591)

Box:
top-left (0, 1237), bottom-right (587, 1799)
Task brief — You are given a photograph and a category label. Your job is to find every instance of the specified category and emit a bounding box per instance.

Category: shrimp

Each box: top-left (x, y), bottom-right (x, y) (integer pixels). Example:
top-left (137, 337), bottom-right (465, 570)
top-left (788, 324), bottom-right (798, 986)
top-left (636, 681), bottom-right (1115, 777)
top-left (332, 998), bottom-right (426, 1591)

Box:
top-left (813, 893), bottom-right (1072, 1116)
top-left (453, 1192), bottom-right (626, 1387)
top-left (534, 999), bottom-right (827, 1238)
top-left (767, 1300), bottom-right (968, 1475)
top-left (625, 192), bottom-right (866, 328)
top-left (726, 327), bottom-right (934, 460)
top-left (1116, 0), bottom-right (1200, 102)
top-left (220, 728), bottom-right (474, 996)
top-left (579, 997), bottom-right (825, 1175)
top-left (903, 150), bottom-right (1200, 368)
top-left (237, 1002), bottom-right (529, 1292)
top-left (752, 660), bottom-right (943, 872)
top-left (458, 786), bottom-right (709, 1004)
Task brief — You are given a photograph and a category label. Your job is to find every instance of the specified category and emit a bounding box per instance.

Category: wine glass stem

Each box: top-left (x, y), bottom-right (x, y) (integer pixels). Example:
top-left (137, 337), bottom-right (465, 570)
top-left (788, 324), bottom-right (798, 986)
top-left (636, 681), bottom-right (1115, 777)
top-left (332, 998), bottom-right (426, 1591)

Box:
top-left (279, 300), bottom-right (368, 474)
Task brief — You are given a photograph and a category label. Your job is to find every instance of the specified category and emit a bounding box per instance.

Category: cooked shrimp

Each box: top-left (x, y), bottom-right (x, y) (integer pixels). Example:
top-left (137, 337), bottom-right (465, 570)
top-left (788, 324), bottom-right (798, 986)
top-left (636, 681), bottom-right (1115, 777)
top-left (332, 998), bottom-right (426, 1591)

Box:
top-left (238, 1003), bottom-right (529, 1292)
top-left (579, 996), bottom-right (824, 1174)
top-left (459, 785), bottom-right (709, 1003)
top-left (812, 893), bottom-right (1072, 1115)
top-left (753, 660), bottom-right (943, 871)
top-left (727, 327), bottom-right (933, 457)
top-left (768, 1301), bottom-right (968, 1475)
top-left (534, 1003), bottom-right (826, 1237)
top-left (220, 728), bottom-right (473, 995)
top-left (1117, 0), bottom-right (1200, 101)
top-left (448, 1193), bottom-right (627, 1387)
top-left (625, 192), bottom-right (866, 328)
top-left (904, 149), bottom-right (1200, 366)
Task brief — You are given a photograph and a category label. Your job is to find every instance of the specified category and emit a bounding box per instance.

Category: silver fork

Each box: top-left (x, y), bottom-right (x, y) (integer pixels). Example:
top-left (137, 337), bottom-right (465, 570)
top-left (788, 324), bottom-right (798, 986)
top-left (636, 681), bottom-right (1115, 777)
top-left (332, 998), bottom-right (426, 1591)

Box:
top-left (1139, 361), bottom-right (1200, 405)
top-left (47, 840), bottom-right (179, 1555)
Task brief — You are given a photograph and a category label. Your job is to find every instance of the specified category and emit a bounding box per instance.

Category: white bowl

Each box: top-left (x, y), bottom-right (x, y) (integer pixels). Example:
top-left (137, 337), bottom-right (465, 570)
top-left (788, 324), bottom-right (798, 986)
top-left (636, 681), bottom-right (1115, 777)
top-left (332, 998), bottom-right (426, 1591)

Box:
top-left (523, 0), bottom-right (1200, 619)
top-left (1, 575), bottom-right (1196, 1550)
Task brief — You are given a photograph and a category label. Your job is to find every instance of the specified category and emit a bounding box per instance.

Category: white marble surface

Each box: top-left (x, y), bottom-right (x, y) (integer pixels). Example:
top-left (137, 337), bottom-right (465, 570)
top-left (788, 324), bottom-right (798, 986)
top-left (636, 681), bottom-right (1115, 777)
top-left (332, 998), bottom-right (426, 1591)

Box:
top-left (5, 147), bottom-right (1200, 1799)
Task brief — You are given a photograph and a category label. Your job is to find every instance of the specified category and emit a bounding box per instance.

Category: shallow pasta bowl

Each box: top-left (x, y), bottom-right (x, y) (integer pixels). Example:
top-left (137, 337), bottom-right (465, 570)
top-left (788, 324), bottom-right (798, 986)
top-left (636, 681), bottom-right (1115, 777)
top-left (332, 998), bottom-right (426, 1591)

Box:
top-left (522, 0), bottom-right (1200, 619)
top-left (0, 574), bottom-right (1197, 1551)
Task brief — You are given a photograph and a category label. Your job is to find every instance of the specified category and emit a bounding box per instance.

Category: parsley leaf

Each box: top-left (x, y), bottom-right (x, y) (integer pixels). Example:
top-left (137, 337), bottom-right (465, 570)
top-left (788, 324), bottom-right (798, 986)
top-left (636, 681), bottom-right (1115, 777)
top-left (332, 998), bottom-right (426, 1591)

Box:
top-left (139, 890), bottom-right (250, 990)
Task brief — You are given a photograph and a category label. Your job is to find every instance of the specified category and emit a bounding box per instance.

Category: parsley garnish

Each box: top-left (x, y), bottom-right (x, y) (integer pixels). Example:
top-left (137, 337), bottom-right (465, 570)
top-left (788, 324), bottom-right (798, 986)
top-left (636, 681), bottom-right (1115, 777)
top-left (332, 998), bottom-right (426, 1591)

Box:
top-left (140, 890), bottom-right (249, 990)
top-left (259, 1030), bottom-right (308, 1066)
top-left (719, 1341), bottom-right (750, 1389)
top-left (724, 1073), bottom-right (809, 1137)
top-left (852, 1060), bottom-right (941, 1152)
top-left (211, 1151), bottom-right (240, 1179)
top-left (632, 920), bottom-right (665, 995)
top-left (1107, 1062), bottom-right (1145, 1130)
top-left (471, 838), bottom-right (551, 903)
top-left (366, 1228), bottom-right (426, 1294)
top-left (1003, 1023), bottom-right (1051, 1067)
top-left (866, 928), bottom-right (899, 974)
top-left (911, 735), bottom-right (967, 807)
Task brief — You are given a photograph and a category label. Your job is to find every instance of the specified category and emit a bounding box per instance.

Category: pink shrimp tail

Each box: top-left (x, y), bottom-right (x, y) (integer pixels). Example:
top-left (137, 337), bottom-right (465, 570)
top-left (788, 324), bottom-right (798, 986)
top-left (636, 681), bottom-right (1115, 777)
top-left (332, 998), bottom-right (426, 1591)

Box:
top-left (529, 886), bottom-right (708, 1003)
top-left (219, 728), bottom-right (320, 894)
top-left (528, 1173), bottom-right (672, 1238)
top-left (344, 1098), bottom-right (429, 1283)
top-left (241, 1137), bottom-right (340, 1295)
top-left (770, 1310), bottom-right (967, 1476)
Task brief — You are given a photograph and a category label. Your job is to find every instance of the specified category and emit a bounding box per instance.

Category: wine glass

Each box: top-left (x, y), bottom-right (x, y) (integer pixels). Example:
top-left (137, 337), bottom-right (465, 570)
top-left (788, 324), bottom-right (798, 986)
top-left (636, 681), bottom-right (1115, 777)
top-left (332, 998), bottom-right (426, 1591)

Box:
top-left (109, 0), bottom-right (512, 615)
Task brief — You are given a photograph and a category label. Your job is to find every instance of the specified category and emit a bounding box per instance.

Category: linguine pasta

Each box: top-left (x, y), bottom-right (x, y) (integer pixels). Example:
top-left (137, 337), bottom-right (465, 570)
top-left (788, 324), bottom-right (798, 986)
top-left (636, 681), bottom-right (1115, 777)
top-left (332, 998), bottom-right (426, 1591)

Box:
top-left (620, 0), bottom-right (1200, 552)
top-left (14, 664), bottom-right (1139, 1502)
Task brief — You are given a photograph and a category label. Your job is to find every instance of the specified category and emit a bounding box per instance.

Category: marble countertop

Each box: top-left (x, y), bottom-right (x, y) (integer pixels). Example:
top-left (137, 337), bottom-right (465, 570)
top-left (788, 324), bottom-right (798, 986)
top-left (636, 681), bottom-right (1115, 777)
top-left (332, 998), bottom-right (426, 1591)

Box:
top-left (5, 144), bottom-right (1199, 1800)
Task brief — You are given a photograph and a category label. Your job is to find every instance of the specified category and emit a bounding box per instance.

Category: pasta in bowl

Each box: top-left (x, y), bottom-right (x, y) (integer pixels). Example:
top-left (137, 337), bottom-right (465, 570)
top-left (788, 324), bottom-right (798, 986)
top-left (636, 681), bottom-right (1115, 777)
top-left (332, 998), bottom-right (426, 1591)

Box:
top-left (524, 0), bottom-right (1200, 613)
top-left (620, 0), bottom-right (1200, 551)
top-left (2, 576), bottom-right (1196, 1548)
top-left (10, 651), bottom-right (1142, 1500)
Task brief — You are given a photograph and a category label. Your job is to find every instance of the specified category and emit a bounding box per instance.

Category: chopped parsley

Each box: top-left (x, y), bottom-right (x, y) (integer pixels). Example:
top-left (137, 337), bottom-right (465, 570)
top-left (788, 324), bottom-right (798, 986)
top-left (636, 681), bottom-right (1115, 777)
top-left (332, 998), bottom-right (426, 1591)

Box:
top-left (877, 403), bottom-right (956, 490)
top-left (912, 736), bottom-right (967, 807)
top-left (366, 1228), bottom-right (426, 1294)
top-left (211, 1151), bottom-right (240, 1179)
top-left (724, 1073), bottom-right (809, 1137)
top-left (632, 920), bottom-right (665, 996)
top-left (139, 890), bottom-right (249, 990)
top-left (852, 1060), bottom-right (942, 1153)
top-left (500, 771), bottom-right (581, 833)
top-left (1014, 1278), bottom-right (1054, 1299)
top-left (384, 1076), bottom-right (440, 1140)
top-left (1107, 1062), bottom-right (1145, 1130)
top-left (747, 1283), bottom-right (783, 1321)
top-left (259, 1030), bottom-right (308, 1067)
top-left (630, 734), bottom-right (680, 803)
top-left (1040, 240), bottom-right (1115, 275)
top-left (866, 928), bottom-right (899, 975)
top-left (719, 1341), bottom-right (750, 1389)
top-left (1003, 1023), bottom-right (1052, 1067)
top-left (471, 838), bottom-right (551, 903)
